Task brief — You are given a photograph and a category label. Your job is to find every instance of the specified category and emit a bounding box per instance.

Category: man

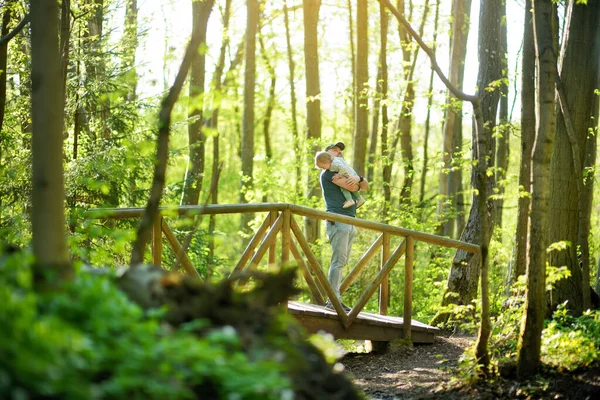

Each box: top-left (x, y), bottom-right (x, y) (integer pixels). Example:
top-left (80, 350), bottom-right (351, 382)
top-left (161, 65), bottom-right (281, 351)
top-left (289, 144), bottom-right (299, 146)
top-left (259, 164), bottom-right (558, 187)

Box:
top-left (320, 142), bottom-right (369, 311)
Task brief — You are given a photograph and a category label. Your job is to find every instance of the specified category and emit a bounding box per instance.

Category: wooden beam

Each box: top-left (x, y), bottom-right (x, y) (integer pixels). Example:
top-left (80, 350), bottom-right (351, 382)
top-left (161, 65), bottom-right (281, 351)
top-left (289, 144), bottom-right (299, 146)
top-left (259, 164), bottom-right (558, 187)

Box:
top-left (290, 240), bottom-right (325, 305)
top-left (341, 233), bottom-right (383, 294)
top-left (345, 240), bottom-right (407, 329)
top-left (403, 236), bottom-right (415, 340)
top-left (152, 216), bottom-right (162, 266)
top-left (161, 219), bottom-right (201, 280)
top-left (248, 213), bottom-right (283, 269)
top-left (268, 211), bottom-right (278, 269)
top-left (281, 209), bottom-right (291, 264)
top-left (379, 232), bottom-right (391, 315)
top-left (290, 217), bottom-right (350, 327)
top-left (232, 213), bottom-right (272, 274)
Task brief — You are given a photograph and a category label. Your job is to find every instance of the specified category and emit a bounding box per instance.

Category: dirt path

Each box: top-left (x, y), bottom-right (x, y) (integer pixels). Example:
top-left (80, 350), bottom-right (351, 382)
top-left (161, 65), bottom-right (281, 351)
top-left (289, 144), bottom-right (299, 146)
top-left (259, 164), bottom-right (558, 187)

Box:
top-left (341, 335), bottom-right (474, 400)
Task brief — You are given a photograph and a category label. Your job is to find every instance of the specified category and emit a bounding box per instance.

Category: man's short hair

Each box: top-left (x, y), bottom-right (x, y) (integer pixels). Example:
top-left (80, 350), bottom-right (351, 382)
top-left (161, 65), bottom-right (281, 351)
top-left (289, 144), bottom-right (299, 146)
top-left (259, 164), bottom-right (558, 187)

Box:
top-left (325, 142), bottom-right (345, 151)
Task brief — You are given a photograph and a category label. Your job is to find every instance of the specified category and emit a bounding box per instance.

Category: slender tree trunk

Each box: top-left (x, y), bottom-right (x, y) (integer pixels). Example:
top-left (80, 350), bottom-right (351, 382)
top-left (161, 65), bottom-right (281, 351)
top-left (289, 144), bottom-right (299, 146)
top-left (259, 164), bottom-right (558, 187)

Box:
top-left (379, 3), bottom-right (391, 219)
top-left (353, 0), bottom-right (368, 175)
top-left (30, 0), bottom-right (73, 287)
top-left (494, 0), bottom-right (509, 229)
top-left (513, 0), bottom-right (536, 281)
top-left (396, 0), bottom-right (417, 204)
top-left (419, 0), bottom-right (440, 205)
top-left (302, 0), bottom-right (322, 244)
top-left (283, 0), bottom-right (301, 198)
top-left (347, 0), bottom-right (356, 131)
top-left (240, 0), bottom-right (259, 232)
top-left (437, 0), bottom-right (471, 238)
top-left (367, 63), bottom-right (381, 183)
top-left (59, 0), bottom-right (70, 138)
top-left (517, 0), bottom-right (558, 378)
top-left (258, 24), bottom-right (276, 203)
top-left (123, 0), bottom-right (138, 102)
top-left (182, 0), bottom-right (214, 206)
top-left (547, 0), bottom-right (599, 314)
top-left (208, 0), bottom-right (233, 260)
top-left (0, 4), bottom-right (11, 134)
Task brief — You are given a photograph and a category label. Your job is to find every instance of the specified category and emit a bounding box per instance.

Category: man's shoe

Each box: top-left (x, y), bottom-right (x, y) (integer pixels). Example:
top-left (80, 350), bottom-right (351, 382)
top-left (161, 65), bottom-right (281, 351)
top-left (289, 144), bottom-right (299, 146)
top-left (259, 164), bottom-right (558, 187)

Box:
top-left (342, 199), bottom-right (355, 209)
top-left (356, 197), bottom-right (366, 209)
top-left (324, 300), bottom-right (351, 312)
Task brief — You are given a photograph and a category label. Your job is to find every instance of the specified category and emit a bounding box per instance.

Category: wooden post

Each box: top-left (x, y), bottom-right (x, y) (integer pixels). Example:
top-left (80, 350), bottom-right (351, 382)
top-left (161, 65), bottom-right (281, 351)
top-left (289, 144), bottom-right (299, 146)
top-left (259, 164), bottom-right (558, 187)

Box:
top-left (281, 209), bottom-right (291, 264)
top-left (268, 210), bottom-right (277, 268)
top-left (152, 216), bottom-right (162, 266)
top-left (379, 233), bottom-right (391, 315)
top-left (290, 240), bottom-right (326, 304)
top-left (403, 236), bottom-right (414, 340)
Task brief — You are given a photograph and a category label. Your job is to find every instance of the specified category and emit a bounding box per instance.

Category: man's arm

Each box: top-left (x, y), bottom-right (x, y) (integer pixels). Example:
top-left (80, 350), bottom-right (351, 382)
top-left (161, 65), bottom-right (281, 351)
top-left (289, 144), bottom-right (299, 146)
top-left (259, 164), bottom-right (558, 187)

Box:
top-left (332, 174), bottom-right (369, 192)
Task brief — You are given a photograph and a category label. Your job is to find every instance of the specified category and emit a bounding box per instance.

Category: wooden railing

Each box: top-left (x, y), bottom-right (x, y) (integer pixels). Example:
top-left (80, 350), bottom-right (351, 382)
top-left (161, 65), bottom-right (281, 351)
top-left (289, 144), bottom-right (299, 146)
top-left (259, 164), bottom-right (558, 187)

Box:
top-left (86, 203), bottom-right (481, 340)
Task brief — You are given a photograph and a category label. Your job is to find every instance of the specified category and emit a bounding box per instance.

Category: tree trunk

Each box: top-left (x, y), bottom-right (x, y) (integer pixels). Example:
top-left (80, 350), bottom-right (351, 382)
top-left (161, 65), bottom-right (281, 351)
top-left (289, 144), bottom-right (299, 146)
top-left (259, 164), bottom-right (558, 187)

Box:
top-left (122, 0), bottom-right (138, 102)
top-left (347, 0), bottom-right (356, 135)
top-left (517, 0), bottom-right (557, 378)
top-left (547, 0), bottom-right (599, 314)
top-left (182, 0), bottom-right (214, 206)
top-left (302, 0), bottom-right (321, 244)
top-left (353, 0), bottom-right (368, 176)
top-left (436, 0), bottom-right (502, 321)
top-left (419, 0), bottom-right (440, 205)
top-left (396, 0), bottom-right (416, 205)
top-left (494, 0), bottom-right (509, 229)
top-left (0, 3), bottom-right (11, 135)
top-left (379, 3), bottom-right (391, 220)
top-left (30, 0), bottom-right (73, 287)
top-left (240, 0), bottom-right (258, 234)
top-left (283, 0), bottom-right (301, 198)
top-left (437, 0), bottom-right (471, 238)
top-left (258, 23), bottom-right (276, 203)
top-left (59, 0), bottom-right (70, 136)
top-left (208, 0), bottom-right (233, 261)
top-left (513, 0), bottom-right (536, 281)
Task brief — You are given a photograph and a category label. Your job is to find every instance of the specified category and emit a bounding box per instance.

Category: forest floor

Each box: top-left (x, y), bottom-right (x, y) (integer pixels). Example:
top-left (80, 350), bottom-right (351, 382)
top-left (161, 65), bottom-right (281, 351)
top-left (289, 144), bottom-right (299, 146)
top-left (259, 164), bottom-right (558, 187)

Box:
top-left (340, 332), bottom-right (600, 399)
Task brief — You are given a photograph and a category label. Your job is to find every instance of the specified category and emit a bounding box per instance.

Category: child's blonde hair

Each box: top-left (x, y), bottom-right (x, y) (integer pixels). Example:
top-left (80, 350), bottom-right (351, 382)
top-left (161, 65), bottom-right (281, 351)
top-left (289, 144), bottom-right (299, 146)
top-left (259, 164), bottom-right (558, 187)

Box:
top-left (314, 151), bottom-right (333, 168)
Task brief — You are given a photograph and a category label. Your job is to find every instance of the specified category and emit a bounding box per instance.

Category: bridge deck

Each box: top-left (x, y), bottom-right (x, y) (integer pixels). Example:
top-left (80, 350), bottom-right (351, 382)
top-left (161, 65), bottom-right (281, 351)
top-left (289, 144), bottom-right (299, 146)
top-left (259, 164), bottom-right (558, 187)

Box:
top-left (288, 301), bottom-right (439, 344)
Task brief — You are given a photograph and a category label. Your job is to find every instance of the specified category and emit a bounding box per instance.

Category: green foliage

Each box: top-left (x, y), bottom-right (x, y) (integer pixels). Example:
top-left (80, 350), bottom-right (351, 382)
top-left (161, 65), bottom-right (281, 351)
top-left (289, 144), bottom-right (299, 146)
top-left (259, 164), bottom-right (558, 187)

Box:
top-left (0, 251), bottom-right (292, 399)
top-left (542, 305), bottom-right (600, 371)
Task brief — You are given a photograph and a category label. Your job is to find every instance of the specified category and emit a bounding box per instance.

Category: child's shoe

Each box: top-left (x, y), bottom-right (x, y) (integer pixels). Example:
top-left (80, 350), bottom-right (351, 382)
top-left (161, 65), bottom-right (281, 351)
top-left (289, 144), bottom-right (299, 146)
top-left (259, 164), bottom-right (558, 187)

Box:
top-left (356, 197), bottom-right (366, 209)
top-left (342, 199), bottom-right (355, 209)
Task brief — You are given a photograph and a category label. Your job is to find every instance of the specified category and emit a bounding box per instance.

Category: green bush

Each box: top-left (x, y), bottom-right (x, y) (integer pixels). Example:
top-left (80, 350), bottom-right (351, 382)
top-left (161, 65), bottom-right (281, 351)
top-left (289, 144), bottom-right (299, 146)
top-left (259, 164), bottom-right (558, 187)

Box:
top-left (0, 251), bottom-right (292, 399)
top-left (541, 305), bottom-right (600, 371)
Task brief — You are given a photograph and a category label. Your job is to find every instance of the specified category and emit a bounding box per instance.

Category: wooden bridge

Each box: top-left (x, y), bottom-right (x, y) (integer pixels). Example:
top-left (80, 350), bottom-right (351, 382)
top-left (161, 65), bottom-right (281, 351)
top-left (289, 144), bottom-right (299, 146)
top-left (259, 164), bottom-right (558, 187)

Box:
top-left (88, 203), bottom-right (481, 347)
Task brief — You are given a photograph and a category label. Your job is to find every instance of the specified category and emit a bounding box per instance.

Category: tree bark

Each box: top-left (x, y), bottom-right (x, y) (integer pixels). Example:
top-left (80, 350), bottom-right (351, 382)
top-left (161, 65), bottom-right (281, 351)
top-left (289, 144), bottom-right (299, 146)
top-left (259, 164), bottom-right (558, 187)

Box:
top-left (182, 0), bottom-right (214, 206)
top-left (208, 0), bottom-right (233, 260)
top-left (30, 0), bottom-right (73, 287)
top-left (547, 0), bottom-right (599, 314)
top-left (437, 0), bottom-right (502, 321)
top-left (353, 0), bottom-right (368, 176)
top-left (258, 23), bottom-right (276, 202)
top-left (419, 0), bottom-right (439, 205)
top-left (517, 0), bottom-right (558, 378)
top-left (59, 0), bottom-right (70, 136)
top-left (494, 0), bottom-right (509, 229)
top-left (283, 0), bottom-right (301, 198)
top-left (302, 0), bottom-right (322, 244)
top-left (379, 3), bottom-right (391, 220)
top-left (122, 0), bottom-right (138, 102)
top-left (437, 0), bottom-right (471, 238)
top-left (513, 0), bottom-right (536, 281)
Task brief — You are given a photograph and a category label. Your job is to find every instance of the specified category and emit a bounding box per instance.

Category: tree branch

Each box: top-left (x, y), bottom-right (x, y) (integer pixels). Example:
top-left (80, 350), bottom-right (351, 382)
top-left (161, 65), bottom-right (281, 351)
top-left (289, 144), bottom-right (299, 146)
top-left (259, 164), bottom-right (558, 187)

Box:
top-left (0, 13), bottom-right (30, 47)
top-left (129, 22), bottom-right (208, 266)
top-left (378, 0), bottom-right (477, 103)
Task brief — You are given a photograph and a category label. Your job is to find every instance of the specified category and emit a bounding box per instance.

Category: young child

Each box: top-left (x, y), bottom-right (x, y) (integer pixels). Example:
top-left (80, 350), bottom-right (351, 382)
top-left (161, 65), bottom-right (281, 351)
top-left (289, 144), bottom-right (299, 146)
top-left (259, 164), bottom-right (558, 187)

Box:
top-left (315, 151), bottom-right (366, 209)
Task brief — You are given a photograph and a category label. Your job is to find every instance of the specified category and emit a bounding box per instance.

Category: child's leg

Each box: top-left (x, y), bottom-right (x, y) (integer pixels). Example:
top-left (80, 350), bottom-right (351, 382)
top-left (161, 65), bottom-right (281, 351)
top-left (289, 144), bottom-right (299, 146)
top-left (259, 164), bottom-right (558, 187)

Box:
top-left (341, 188), bottom-right (355, 209)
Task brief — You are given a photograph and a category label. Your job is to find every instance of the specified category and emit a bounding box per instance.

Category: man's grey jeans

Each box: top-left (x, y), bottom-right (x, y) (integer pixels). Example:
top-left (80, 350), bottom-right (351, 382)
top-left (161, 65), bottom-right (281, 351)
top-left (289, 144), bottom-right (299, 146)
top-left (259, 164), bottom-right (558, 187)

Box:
top-left (325, 221), bottom-right (356, 300)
